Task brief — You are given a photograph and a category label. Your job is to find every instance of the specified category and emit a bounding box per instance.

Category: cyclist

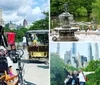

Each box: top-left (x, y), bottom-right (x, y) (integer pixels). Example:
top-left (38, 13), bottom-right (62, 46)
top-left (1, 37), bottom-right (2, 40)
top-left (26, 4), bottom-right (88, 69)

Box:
top-left (0, 46), bottom-right (14, 76)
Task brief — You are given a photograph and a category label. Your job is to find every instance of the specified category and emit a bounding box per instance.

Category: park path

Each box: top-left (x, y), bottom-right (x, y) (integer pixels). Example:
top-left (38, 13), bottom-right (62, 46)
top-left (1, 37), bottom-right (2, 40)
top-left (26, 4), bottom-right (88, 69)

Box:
top-left (12, 48), bottom-right (50, 85)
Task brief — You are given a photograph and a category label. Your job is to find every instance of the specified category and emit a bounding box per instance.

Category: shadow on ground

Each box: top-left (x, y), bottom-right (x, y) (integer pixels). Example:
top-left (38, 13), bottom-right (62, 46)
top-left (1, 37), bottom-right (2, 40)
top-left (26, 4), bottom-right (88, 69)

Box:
top-left (37, 65), bottom-right (49, 69)
top-left (21, 59), bottom-right (47, 64)
top-left (24, 80), bottom-right (36, 85)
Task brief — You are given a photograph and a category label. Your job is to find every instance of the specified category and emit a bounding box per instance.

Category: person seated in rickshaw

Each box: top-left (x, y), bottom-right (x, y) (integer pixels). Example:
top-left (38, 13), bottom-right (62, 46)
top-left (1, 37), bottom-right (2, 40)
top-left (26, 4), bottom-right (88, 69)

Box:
top-left (0, 46), bottom-right (14, 77)
top-left (32, 34), bottom-right (38, 46)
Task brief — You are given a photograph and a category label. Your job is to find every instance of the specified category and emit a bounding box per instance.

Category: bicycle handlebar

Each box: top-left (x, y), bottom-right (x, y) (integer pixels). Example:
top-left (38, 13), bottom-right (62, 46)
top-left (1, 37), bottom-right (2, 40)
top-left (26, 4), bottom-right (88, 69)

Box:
top-left (8, 49), bottom-right (24, 58)
top-left (16, 49), bottom-right (24, 58)
top-left (7, 49), bottom-right (24, 63)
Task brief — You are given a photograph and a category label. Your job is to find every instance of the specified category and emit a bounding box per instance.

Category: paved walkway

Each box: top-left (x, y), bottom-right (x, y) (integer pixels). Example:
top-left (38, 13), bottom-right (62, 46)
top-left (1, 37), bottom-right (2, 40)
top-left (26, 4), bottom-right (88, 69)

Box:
top-left (12, 63), bottom-right (50, 85)
top-left (50, 34), bottom-right (100, 42)
top-left (12, 49), bottom-right (50, 85)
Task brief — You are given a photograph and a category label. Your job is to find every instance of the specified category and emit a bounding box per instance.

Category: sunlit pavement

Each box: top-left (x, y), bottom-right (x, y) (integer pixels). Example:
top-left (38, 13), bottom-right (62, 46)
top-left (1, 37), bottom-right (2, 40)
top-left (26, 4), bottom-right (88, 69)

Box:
top-left (12, 63), bottom-right (49, 85)
top-left (12, 49), bottom-right (50, 85)
top-left (50, 34), bottom-right (100, 42)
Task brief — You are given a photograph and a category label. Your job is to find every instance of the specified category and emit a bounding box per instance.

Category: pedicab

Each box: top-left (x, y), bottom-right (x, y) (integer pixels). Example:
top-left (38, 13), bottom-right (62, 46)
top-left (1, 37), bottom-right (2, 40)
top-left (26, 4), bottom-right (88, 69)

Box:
top-left (25, 30), bottom-right (49, 61)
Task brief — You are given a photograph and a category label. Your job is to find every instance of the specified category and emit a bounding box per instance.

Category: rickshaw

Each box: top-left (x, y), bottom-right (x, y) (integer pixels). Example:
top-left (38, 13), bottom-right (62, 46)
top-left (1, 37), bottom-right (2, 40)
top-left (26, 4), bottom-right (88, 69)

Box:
top-left (25, 30), bottom-right (49, 60)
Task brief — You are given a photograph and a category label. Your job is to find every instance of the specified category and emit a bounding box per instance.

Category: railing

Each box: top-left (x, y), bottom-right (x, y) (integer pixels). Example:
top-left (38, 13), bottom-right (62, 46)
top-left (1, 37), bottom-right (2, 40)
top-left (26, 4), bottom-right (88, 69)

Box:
top-left (75, 31), bottom-right (100, 35)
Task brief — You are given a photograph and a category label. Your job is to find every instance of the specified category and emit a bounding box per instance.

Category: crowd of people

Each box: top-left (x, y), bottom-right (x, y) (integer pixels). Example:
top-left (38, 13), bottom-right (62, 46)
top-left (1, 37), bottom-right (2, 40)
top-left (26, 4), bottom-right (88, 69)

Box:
top-left (64, 67), bottom-right (95, 85)
top-left (76, 25), bottom-right (100, 31)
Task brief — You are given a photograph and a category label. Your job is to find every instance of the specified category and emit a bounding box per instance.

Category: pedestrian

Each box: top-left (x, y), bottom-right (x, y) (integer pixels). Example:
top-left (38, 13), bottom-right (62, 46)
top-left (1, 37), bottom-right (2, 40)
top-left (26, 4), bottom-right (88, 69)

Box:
top-left (0, 25), bottom-right (8, 47)
top-left (66, 71), bottom-right (73, 85)
top-left (64, 67), bottom-right (70, 85)
top-left (73, 70), bottom-right (79, 85)
top-left (64, 67), bottom-right (70, 77)
top-left (22, 36), bottom-right (27, 49)
top-left (78, 69), bottom-right (86, 85)
top-left (78, 69), bottom-right (95, 85)
top-left (0, 46), bottom-right (14, 76)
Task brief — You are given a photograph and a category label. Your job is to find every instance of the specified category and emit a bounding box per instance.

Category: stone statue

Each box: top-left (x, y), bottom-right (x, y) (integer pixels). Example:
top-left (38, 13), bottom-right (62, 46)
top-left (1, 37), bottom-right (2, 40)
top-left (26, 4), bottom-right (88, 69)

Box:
top-left (53, 2), bottom-right (78, 41)
top-left (59, 2), bottom-right (74, 26)
top-left (64, 2), bottom-right (68, 13)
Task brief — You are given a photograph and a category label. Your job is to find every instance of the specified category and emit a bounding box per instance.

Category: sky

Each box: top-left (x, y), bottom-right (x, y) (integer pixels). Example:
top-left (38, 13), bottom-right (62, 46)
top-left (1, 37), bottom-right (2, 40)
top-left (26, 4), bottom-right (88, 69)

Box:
top-left (50, 42), bottom-right (100, 59)
top-left (0, 0), bottom-right (49, 25)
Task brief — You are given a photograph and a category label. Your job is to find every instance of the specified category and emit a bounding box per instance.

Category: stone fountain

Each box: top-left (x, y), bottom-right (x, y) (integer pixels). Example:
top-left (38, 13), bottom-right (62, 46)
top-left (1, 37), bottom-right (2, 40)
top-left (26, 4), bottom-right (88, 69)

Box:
top-left (52, 3), bottom-right (78, 41)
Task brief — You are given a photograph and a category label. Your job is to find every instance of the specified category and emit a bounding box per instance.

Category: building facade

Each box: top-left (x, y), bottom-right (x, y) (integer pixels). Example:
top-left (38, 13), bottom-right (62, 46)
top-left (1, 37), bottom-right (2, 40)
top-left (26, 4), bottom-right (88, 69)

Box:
top-left (88, 43), bottom-right (93, 61)
top-left (94, 43), bottom-right (99, 60)
top-left (0, 8), bottom-right (4, 26)
top-left (8, 21), bottom-right (16, 30)
top-left (64, 50), bottom-right (71, 64)
top-left (71, 43), bottom-right (77, 67)
top-left (23, 19), bottom-right (28, 28)
top-left (57, 43), bottom-right (60, 55)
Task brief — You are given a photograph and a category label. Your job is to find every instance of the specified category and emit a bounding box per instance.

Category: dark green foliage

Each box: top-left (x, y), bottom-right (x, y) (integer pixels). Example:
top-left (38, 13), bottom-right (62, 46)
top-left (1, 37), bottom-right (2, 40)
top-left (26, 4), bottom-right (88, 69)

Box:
top-left (4, 27), bottom-right (28, 42)
top-left (50, 53), bottom-right (66, 85)
top-left (85, 60), bottom-right (100, 71)
top-left (75, 6), bottom-right (87, 16)
top-left (91, 0), bottom-right (100, 24)
top-left (51, 0), bottom-right (96, 17)
top-left (84, 60), bottom-right (100, 85)
top-left (65, 64), bottom-right (78, 71)
top-left (50, 0), bottom-right (66, 16)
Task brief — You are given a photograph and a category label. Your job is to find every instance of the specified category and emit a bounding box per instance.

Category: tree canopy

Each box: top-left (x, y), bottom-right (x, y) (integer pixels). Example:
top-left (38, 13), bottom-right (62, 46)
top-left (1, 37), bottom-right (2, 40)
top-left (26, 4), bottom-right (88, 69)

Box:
top-left (51, 0), bottom-right (96, 17)
top-left (4, 27), bottom-right (28, 42)
top-left (50, 53), bottom-right (65, 85)
top-left (84, 60), bottom-right (100, 85)
top-left (91, 0), bottom-right (100, 24)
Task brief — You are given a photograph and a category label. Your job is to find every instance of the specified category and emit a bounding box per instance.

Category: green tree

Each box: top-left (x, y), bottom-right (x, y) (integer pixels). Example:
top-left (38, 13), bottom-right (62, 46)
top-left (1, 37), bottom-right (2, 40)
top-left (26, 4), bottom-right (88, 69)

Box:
top-left (75, 6), bottom-right (87, 16)
top-left (50, 0), bottom-right (66, 16)
top-left (51, 0), bottom-right (96, 17)
top-left (4, 27), bottom-right (28, 42)
top-left (50, 53), bottom-right (66, 85)
top-left (68, 0), bottom-right (83, 16)
top-left (91, 0), bottom-right (100, 24)
top-left (83, 0), bottom-right (96, 16)
top-left (84, 60), bottom-right (100, 85)
top-left (85, 60), bottom-right (100, 71)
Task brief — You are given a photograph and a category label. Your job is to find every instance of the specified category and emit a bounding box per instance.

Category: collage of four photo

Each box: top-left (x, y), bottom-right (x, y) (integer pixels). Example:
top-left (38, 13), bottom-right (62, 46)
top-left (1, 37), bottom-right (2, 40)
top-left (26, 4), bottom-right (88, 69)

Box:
top-left (0, 0), bottom-right (100, 85)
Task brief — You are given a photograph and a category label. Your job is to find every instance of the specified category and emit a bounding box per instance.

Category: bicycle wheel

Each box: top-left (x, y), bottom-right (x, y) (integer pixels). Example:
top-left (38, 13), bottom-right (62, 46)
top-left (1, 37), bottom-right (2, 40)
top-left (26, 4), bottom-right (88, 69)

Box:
top-left (0, 82), bottom-right (7, 85)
